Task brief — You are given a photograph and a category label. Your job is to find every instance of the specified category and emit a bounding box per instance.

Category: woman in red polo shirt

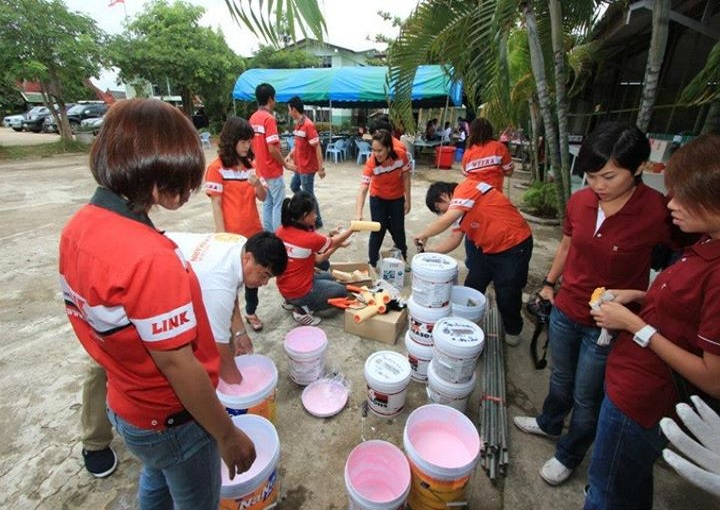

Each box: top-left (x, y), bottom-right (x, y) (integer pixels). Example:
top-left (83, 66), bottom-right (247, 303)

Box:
top-left (354, 129), bottom-right (411, 269)
top-left (205, 116), bottom-right (268, 332)
top-left (277, 191), bottom-right (354, 325)
top-left (583, 134), bottom-right (720, 509)
top-left (513, 122), bottom-right (681, 487)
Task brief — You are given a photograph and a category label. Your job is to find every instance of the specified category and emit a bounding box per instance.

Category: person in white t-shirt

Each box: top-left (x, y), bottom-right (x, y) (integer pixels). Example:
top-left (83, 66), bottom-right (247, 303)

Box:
top-left (166, 231), bottom-right (287, 383)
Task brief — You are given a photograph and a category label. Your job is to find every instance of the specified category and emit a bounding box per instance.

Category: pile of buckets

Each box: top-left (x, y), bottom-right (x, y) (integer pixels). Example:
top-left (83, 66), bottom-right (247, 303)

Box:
top-left (405, 253), bottom-right (487, 412)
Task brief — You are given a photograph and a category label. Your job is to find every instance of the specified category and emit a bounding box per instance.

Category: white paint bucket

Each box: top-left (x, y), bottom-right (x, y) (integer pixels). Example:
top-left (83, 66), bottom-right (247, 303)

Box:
top-left (220, 414), bottom-right (280, 510)
top-left (432, 317), bottom-right (485, 384)
top-left (450, 286), bottom-right (487, 324)
top-left (404, 331), bottom-right (433, 383)
top-left (380, 257), bottom-right (405, 288)
top-left (216, 354), bottom-right (279, 424)
top-left (407, 295), bottom-right (450, 345)
top-left (403, 404), bottom-right (480, 510)
top-left (426, 359), bottom-right (477, 412)
top-left (344, 440), bottom-right (411, 510)
top-left (364, 351), bottom-right (412, 418)
top-left (283, 326), bottom-right (328, 386)
top-left (410, 253), bottom-right (458, 308)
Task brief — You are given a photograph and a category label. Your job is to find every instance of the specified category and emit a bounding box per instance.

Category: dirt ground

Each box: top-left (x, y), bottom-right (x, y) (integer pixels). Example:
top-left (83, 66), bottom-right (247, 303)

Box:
top-left (0, 134), bottom-right (714, 509)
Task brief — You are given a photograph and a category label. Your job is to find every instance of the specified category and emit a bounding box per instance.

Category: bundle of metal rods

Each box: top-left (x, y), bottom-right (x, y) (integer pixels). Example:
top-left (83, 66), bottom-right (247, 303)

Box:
top-left (478, 298), bottom-right (509, 482)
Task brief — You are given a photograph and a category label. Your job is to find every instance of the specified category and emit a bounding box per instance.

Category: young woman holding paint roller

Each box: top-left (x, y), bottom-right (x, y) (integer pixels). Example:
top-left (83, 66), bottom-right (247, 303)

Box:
top-left (276, 191), bottom-right (355, 326)
top-left (59, 99), bottom-right (256, 508)
top-left (354, 128), bottom-right (412, 269)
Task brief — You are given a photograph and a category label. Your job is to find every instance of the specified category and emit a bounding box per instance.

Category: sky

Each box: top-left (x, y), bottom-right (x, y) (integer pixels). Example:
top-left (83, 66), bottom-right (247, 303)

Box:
top-left (62, 0), bottom-right (421, 90)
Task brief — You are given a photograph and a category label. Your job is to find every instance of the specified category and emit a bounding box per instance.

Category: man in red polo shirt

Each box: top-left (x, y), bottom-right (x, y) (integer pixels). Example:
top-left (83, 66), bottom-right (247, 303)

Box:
top-left (285, 96), bottom-right (325, 229)
top-left (249, 83), bottom-right (286, 233)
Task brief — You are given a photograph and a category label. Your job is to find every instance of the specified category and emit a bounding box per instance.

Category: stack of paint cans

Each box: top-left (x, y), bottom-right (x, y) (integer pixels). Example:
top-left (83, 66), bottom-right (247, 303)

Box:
top-left (404, 253), bottom-right (457, 383)
top-left (427, 317), bottom-right (484, 413)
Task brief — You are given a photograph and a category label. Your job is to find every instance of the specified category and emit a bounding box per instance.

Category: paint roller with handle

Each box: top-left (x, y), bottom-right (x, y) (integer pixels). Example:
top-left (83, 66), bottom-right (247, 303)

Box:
top-left (350, 220), bottom-right (381, 232)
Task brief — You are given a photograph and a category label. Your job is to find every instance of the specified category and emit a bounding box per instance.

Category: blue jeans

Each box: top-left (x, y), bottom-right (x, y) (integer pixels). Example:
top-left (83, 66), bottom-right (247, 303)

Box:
top-left (536, 307), bottom-right (610, 469)
top-left (262, 176), bottom-right (285, 233)
top-left (368, 196), bottom-right (406, 267)
top-left (464, 235), bottom-right (532, 335)
top-left (108, 409), bottom-right (221, 510)
top-left (285, 271), bottom-right (346, 312)
top-left (583, 396), bottom-right (666, 510)
top-left (290, 172), bottom-right (322, 225)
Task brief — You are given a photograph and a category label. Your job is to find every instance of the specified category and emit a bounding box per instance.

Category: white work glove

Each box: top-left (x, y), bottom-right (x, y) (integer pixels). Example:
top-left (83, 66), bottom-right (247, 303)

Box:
top-left (660, 395), bottom-right (720, 497)
top-left (589, 290), bottom-right (615, 346)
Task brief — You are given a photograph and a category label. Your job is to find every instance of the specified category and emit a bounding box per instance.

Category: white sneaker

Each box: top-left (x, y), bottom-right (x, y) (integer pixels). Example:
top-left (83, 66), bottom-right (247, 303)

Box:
top-left (292, 306), bottom-right (321, 326)
top-left (513, 416), bottom-right (561, 439)
top-left (540, 457), bottom-right (573, 486)
top-left (505, 333), bottom-right (521, 346)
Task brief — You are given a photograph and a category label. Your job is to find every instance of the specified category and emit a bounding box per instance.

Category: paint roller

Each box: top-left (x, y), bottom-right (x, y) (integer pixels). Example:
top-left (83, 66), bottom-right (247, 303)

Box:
top-left (350, 220), bottom-right (381, 232)
top-left (352, 303), bottom-right (387, 323)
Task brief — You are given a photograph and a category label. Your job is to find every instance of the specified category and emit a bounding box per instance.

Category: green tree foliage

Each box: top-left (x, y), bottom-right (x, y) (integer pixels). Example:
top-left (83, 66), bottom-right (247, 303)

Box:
top-left (0, 0), bottom-right (107, 141)
top-left (111, 0), bottom-right (244, 119)
top-left (248, 45), bottom-right (319, 69)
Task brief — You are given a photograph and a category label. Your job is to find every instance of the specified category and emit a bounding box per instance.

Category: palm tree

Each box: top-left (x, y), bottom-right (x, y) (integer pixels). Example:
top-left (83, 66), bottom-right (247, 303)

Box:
top-left (636, 0), bottom-right (671, 132)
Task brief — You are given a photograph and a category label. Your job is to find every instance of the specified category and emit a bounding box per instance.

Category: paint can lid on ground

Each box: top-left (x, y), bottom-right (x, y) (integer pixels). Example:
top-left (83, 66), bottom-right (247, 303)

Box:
top-left (301, 377), bottom-right (349, 418)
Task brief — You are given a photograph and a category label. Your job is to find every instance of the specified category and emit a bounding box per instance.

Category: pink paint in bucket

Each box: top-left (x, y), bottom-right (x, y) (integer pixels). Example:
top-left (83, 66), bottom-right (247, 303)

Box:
top-left (283, 326), bottom-right (328, 385)
top-left (220, 414), bottom-right (280, 510)
top-left (216, 354), bottom-right (278, 423)
top-left (403, 404), bottom-right (480, 509)
top-left (344, 440), bottom-right (411, 510)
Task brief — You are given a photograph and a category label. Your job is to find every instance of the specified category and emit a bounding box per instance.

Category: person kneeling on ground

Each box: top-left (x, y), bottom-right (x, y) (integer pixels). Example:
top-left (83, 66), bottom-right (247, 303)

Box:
top-left (413, 180), bottom-right (533, 346)
top-left (276, 191), bottom-right (354, 326)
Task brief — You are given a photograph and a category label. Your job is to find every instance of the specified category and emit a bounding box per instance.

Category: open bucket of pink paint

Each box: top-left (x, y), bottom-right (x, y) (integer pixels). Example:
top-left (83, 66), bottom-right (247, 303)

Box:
top-left (220, 414), bottom-right (280, 510)
top-left (403, 404), bottom-right (480, 509)
top-left (216, 354), bottom-right (279, 424)
top-left (284, 326), bottom-right (328, 385)
top-left (344, 440), bottom-right (411, 510)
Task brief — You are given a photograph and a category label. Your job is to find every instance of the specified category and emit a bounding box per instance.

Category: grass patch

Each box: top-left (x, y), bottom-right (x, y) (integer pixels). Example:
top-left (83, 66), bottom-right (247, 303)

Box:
top-left (0, 140), bottom-right (90, 161)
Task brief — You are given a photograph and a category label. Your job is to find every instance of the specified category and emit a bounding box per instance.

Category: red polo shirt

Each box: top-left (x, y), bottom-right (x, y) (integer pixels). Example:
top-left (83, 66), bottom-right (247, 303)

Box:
top-left (554, 184), bottom-right (676, 325)
top-left (59, 188), bottom-right (219, 430)
top-left (461, 140), bottom-right (513, 191)
top-left (276, 225), bottom-right (331, 299)
top-left (292, 116), bottom-right (321, 174)
top-left (250, 108), bottom-right (283, 179)
top-left (606, 237), bottom-right (720, 428)
top-left (449, 179), bottom-right (531, 254)
top-left (204, 157), bottom-right (263, 237)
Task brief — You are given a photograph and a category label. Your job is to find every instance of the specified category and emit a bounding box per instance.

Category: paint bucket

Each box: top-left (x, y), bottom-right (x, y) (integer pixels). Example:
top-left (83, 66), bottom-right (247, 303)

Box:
top-left (220, 414), bottom-right (280, 510)
top-left (450, 286), bottom-right (487, 324)
top-left (364, 351), bottom-right (412, 418)
top-left (432, 317), bottom-right (485, 384)
top-left (426, 359), bottom-right (476, 412)
top-left (411, 253), bottom-right (458, 309)
top-left (216, 354), bottom-right (278, 424)
top-left (404, 331), bottom-right (433, 383)
top-left (344, 440), bottom-right (411, 510)
top-left (283, 326), bottom-right (328, 386)
top-left (403, 404), bottom-right (480, 510)
top-left (407, 295), bottom-right (450, 346)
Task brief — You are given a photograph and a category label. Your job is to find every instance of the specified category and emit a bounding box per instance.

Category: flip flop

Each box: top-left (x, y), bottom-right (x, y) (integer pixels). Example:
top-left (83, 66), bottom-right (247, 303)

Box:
top-left (245, 314), bottom-right (263, 332)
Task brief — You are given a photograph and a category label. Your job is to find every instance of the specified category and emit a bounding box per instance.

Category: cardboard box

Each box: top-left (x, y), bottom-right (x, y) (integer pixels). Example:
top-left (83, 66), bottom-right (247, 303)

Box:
top-left (329, 262), bottom-right (376, 287)
top-left (344, 307), bottom-right (408, 345)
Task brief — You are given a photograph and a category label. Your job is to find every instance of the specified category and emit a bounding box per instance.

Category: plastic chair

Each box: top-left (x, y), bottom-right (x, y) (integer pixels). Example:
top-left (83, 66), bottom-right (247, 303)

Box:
top-left (336, 138), bottom-right (349, 160)
top-left (356, 140), bottom-right (372, 165)
top-left (200, 131), bottom-right (211, 149)
top-left (325, 141), bottom-right (344, 163)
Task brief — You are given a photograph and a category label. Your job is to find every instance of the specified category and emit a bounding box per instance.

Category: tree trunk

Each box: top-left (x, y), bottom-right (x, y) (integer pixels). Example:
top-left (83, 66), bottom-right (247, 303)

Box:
top-left (549, 0), bottom-right (570, 212)
top-left (528, 97), bottom-right (541, 181)
top-left (181, 88), bottom-right (194, 118)
top-left (522, 2), bottom-right (564, 219)
top-left (636, 0), bottom-right (670, 132)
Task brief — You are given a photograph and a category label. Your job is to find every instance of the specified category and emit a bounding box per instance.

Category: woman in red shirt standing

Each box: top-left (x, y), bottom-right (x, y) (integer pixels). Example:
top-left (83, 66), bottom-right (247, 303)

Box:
top-left (354, 129), bottom-right (411, 269)
top-left (205, 117), bottom-right (268, 332)
top-left (461, 118), bottom-right (514, 192)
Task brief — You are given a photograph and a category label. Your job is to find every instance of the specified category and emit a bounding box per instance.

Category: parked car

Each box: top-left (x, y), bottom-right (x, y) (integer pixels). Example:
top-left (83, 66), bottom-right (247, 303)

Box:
top-left (22, 106), bottom-right (55, 133)
top-left (41, 103), bottom-right (77, 133)
top-left (3, 114), bottom-right (25, 131)
top-left (79, 116), bottom-right (104, 136)
top-left (65, 103), bottom-right (108, 132)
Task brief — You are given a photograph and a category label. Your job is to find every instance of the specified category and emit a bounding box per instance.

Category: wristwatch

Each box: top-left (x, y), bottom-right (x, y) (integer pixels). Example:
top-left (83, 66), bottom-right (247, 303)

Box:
top-left (632, 325), bottom-right (657, 348)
